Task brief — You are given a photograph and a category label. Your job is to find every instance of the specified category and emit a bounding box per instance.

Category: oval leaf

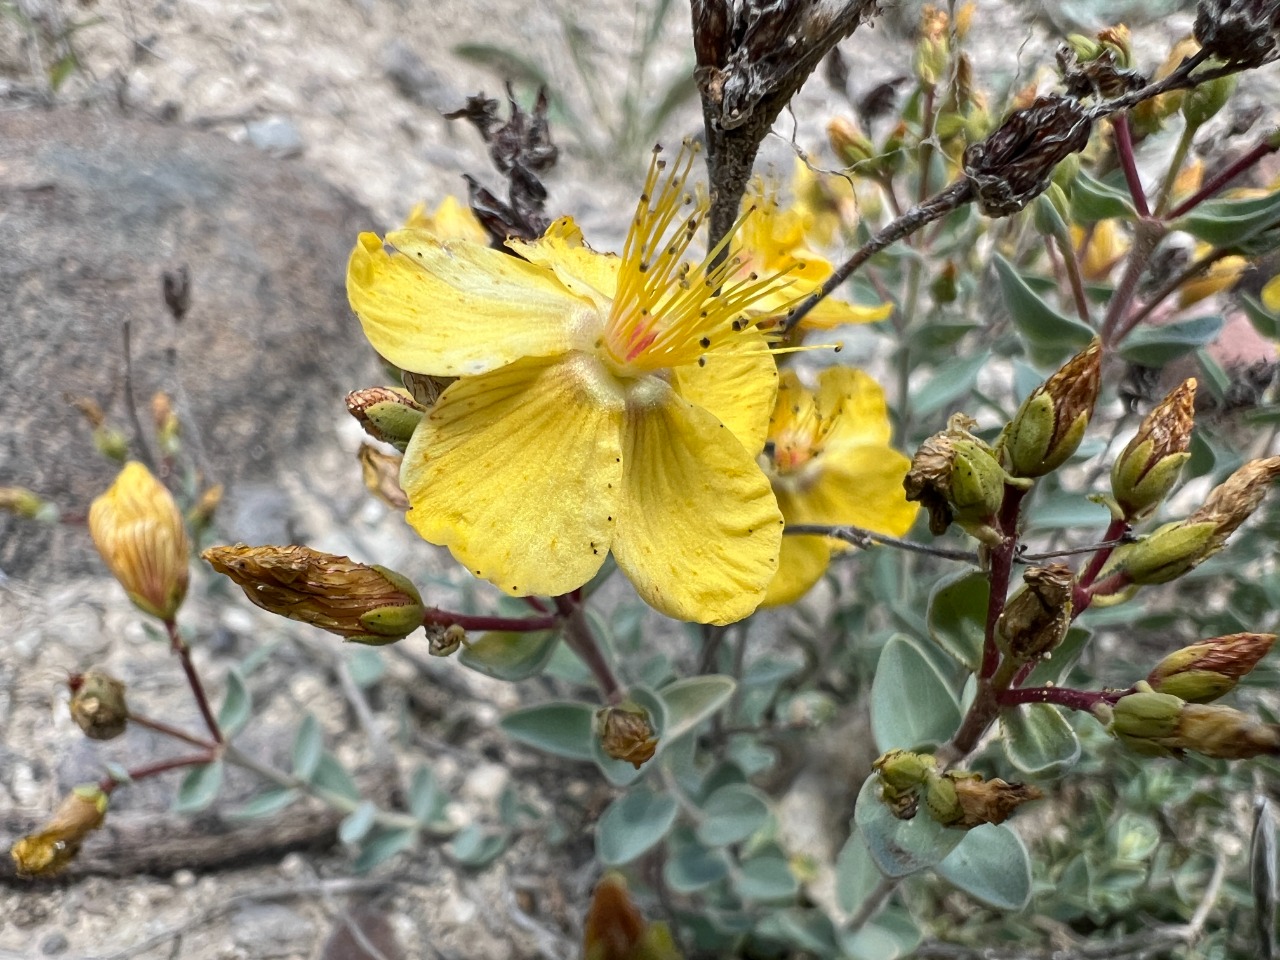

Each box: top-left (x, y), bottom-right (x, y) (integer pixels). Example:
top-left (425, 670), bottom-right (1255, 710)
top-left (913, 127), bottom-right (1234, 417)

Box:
top-left (665, 827), bottom-right (731, 893)
top-left (836, 830), bottom-right (884, 915)
top-left (911, 350), bottom-right (991, 418)
top-left (458, 629), bottom-right (562, 681)
top-left (217, 667), bottom-right (251, 738)
top-left (292, 713), bottom-right (323, 780)
top-left (1002, 703), bottom-right (1081, 778)
top-left (173, 761), bottom-right (224, 813)
top-left (1069, 170), bottom-right (1136, 222)
top-left (935, 823), bottom-right (1033, 910)
top-left (994, 253), bottom-right (1095, 363)
top-left (733, 853), bottom-right (799, 902)
top-left (870, 634), bottom-right (962, 753)
top-left (1174, 190), bottom-right (1280, 249)
top-left (228, 787), bottom-right (300, 820)
top-left (501, 701), bottom-right (596, 762)
top-left (926, 570), bottom-right (989, 672)
top-left (660, 675), bottom-right (736, 741)
top-left (596, 785), bottom-right (678, 865)
top-left (353, 825), bottom-right (416, 873)
top-left (695, 784), bottom-right (771, 847)
top-left (854, 775), bottom-right (965, 878)
top-left (1117, 314), bottom-right (1223, 367)
top-left (339, 800), bottom-right (379, 845)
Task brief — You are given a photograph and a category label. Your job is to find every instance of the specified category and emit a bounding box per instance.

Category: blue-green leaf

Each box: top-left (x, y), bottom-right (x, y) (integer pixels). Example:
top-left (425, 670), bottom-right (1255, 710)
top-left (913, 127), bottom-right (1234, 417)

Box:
top-left (458, 629), bottom-right (562, 681)
top-left (664, 827), bottom-right (730, 893)
top-left (292, 713), bottom-right (323, 780)
top-left (409, 766), bottom-right (450, 826)
top-left (338, 800), bottom-right (378, 845)
top-left (217, 667), bottom-right (251, 738)
top-left (734, 853), bottom-right (798, 902)
top-left (1069, 171), bottom-right (1136, 223)
top-left (1002, 703), bottom-right (1081, 778)
top-left (173, 761), bottom-right (224, 813)
top-left (870, 634), bottom-right (962, 752)
top-left (450, 824), bottom-right (509, 868)
top-left (312, 752), bottom-right (361, 803)
top-left (911, 351), bottom-right (992, 418)
top-left (500, 701), bottom-right (596, 762)
top-left (836, 830), bottom-right (883, 914)
top-left (926, 570), bottom-right (989, 672)
top-left (353, 825), bottom-right (416, 872)
top-left (1118, 314), bottom-right (1223, 366)
top-left (1174, 190), bottom-right (1280, 249)
top-left (695, 784), bottom-right (771, 847)
top-left (227, 787), bottom-right (300, 820)
top-left (596, 785), bottom-right (678, 865)
top-left (994, 254), bottom-right (1094, 364)
top-left (935, 823), bottom-right (1033, 910)
top-left (660, 675), bottom-right (736, 741)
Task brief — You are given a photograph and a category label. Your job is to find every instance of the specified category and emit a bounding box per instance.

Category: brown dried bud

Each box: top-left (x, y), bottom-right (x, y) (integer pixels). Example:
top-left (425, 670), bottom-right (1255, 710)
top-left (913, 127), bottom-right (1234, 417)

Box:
top-left (89, 462), bottom-right (190, 622)
top-left (1184, 456), bottom-right (1280, 552)
top-left (1148, 632), bottom-right (1276, 703)
top-left (358, 444), bottom-right (410, 511)
top-left (1000, 339), bottom-right (1102, 478)
top-left (11, 785), bottom-right (109, 878)
top-left (345, 387), bottom-right (425, 452)
top-left (1194, 0), bottom-right (1280, 67)
top-left (583, 872), bottom-right (679, 960)
top-left (1110, 379), bottom-right (1196, 522)
top-left (203, 544), bottom-right (424, 644)
top-left (997, 563), bottom-right (1074, 661)
top-left (1058, 44), bottom-right (1145, 100)
top-left (924, 770), bottom-right (1042, 829)
top-left (1171, 702), bottom-right (1280, 758)
top-left (596, 704), bottom-right (658, 770)
top-left (904, 414), bottom-right (1015, 545)
top-left (426, 623), bottom-right (467, 657)
top-left (963, 96), bottom-right (1093, 217)
top-left (68, 670), bottom-right (129, 741)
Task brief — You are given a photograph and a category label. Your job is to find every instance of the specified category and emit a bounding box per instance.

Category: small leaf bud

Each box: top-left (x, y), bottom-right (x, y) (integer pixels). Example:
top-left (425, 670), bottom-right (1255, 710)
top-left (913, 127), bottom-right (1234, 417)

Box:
top-left (1148, 633), bottom-right (1276, 703)
top-left (11, 784), bottom-right (109, 878)
top-left (68, 670), bottom-right (129, 741)
top-left (997, 563), bottom-right (1074, 661)
top-left (345, 387), bottom-right (425, 452)
top-left (999, 339), bottom-right (1102, 478)
top-left (596, 703), bottom-right (658, 770)
top-left (203, 544), bottom-right (424, 643)
top-left (89, 461), bottom-right (190, 621)
top-left (427, 623), bottom-right (467, 657)
top-left (1110, 379), bottom-right (1196, 522)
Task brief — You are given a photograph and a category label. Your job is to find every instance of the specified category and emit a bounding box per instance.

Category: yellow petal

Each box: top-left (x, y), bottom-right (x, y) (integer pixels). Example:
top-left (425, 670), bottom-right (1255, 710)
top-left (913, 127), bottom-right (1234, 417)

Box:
top-left (401, 355), bottom-right (624, 597)
top-left (506, 216), bottom-right (621, 308)
top-left (762, 516), bottom-right (832, 607)
top-left (672, 327), bottom-right (778, 455)
top-left (794, 448), bottom-right (919, 536)
top-left (612, 385), bottom-right (782, 624)
top-left (819, 367), bottom-right (894, 448)
top-left (796, 295), bottom-right (893, 329)
top-left (403, 195), bottom-right (489, 244)
top-left (1262, 274), bottom-right (1280, 313)
top-left (347, 231), bottom-right (593, 377)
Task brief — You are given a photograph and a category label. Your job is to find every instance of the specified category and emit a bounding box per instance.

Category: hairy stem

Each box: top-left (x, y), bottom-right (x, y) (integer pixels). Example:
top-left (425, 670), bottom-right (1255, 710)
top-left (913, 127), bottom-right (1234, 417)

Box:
top-left (1112, 114), bottom-right (1151, 218)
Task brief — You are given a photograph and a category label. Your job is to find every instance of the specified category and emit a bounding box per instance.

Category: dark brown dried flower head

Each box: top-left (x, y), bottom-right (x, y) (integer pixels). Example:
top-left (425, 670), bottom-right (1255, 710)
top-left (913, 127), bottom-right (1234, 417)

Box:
top-left (1195, 0), bottom-right (1280, 67)
top-left (963, 96), bottom-right (1093, 216)
top-left (68, 671), bottom-right (129, 741)
top-left (203, 544), bottom-right (424, 644)
top-left (596, 704), bottom-right (659, 770)
top-left (997, 563), bottom-right (1074, 661)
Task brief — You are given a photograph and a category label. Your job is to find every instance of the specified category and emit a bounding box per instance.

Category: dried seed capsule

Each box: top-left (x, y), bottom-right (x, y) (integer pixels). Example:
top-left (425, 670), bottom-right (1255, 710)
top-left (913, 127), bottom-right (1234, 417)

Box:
top-left (997, 563), bottom-right (1074, 661)
top-left (1110, 379), bottom-right (1196, 522)
top-left (999, 339), bottom-right (1102, 478)
top-left (596, 703), bottom-right (658, 770)
top-left (68, 671), bottom-right (129, 741)
top-left (345, 387), bottom-right (425, 451)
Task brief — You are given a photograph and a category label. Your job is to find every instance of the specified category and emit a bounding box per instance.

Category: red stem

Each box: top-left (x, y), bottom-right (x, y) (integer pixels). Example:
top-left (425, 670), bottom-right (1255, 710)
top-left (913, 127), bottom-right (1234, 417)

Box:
top-left (997, 685), bottom-right (1114, 711)
top-left (556, 595), bottom-right (623, 704)
top-left (130, 714), bottom-right (217, 751)
top-left (980, 485), bottom-right (1028, 679)
top-left (422, 608), bottom-right (559, 632)
top-left (1166, 138), bottom-right (1280, 219)
top-left (167, 620), bottom-right (224, 744)
top-left (1078, 517), bottom-right (1131, 589)
top-left (1112, 114), bottom-right (1151, 218)
top-left (100, 751), bottom-right (216, 794)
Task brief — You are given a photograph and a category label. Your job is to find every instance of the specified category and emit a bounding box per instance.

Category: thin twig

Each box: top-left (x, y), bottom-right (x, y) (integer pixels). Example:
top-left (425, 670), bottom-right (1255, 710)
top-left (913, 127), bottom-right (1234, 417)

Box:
top-left (1018, 534), bottom-right (1135, 563)
top-left (167, 620), bottom-right (224, 744)
top-left (784, 523), bottom-right (980, 563)
top-left (1109, 245), bottom-right (1233, 346)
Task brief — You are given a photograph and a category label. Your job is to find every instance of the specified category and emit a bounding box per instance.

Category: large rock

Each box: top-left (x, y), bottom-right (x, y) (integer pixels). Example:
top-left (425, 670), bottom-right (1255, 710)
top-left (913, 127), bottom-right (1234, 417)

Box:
top-left (0, 107), bottom-right (383, 579)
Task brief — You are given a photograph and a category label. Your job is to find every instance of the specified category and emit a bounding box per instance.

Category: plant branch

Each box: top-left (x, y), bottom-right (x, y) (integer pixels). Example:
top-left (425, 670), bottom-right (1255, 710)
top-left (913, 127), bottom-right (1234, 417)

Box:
top-left (1099, 217), bottom-right (1167, 346)
top-left (422, 608), bottom-right (559, 632)
top-left (997, 685), bottom-right (1116, 711)
top-left (129, 713), bottom-right (217, 751)
top-left (1109, 245), bottom-right (1234, 345)
top-left (1111, 113), bottom-right (1150, 217)
top-left (100, 751), bottom-right (215, 794)
top-left (784, 523), bottom-right (980, 563)
top-left (1167, 135), bottom-right (1280, 218)
top-left (1018, 533), bottom-right (1134, 563)
top-left (166, 619), bottom-right (223, 744)
top-left (556, 596), bottom-right (623, 703)
top-left (1078, 517), bottom-right (1132, 588)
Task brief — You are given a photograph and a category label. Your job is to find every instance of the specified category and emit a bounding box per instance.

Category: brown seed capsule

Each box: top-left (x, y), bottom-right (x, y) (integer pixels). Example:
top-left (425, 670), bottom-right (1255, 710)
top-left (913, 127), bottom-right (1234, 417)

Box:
top-left (963, 95), bottom-right (1093, 217)
top-left (1000, 339), bottom-right (1102, 478)
top-left (68, 670), bottom-right (129, 741)
top-left (10, 785), bottom-right (109, 878)
top-left (997, 563), bottom-right (1074, 661)
top-left (345, 387), bottom-right (425, 452)
top-left (203, 544), bottom-right (424, 644)
top-left (1194, 0), bottom-right (1280, 67)
top-left (596, 704), bottom-right (659, 770)
top-left (925, 771), bottom-right (1042, 829)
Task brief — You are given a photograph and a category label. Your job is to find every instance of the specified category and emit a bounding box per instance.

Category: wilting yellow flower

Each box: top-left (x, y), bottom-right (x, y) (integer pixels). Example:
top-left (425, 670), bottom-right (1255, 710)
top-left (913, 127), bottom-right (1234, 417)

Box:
top-left (348, 144), bottom-right (787, 624)
top-left (88, 461), bottom-right (190, 621)
top-left (11, 785), bottom-right (109, 878)
top-left (761, 368), bottom-right (917, 605)
top-left (739, 181), bottom-right (893, 331)
top-left (789, 157), bottom-right (857, 248)
top-left (403, 195), bottom-right (488, 244)
top-left (1179, 243), bottom-right (1247, 307)
top-left (1072, 220), bottom-right (1129, 281)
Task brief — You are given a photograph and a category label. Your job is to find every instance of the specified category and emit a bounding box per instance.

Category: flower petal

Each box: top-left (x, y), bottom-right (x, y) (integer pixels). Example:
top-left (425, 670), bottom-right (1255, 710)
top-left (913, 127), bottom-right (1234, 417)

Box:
top-left (792, 447), bottom-right (918, 536)
top-left (819, 367), bottom-right (894, 448)
top-left (672, 327), bottom-right (778, 455)
top-left (762, 513), bottom-right (833, 607)
top-left (612, 385), bottom-right (782, 624)
top-left (506, 216), bottom-right (621, 308)
top-left (347, 231), bottom-right (592, 377)
top-left (401, 354), bottom-right (624, 597)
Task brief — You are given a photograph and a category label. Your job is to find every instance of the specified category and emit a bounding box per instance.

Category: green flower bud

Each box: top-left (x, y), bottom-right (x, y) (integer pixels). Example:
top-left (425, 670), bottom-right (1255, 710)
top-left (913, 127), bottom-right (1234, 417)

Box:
top-left (1107, 520), bottom-right (1218, 585)
top-left (1065, 34), bottom-right (1102, 61)
top-left (827, 116), bottom-right (875, 166)
top-left (1106, 684), bottom-right (1184, 755)
top-left (1148, 632), bottom-right (1275, 703)
top-left (1000, 339), bottom-right (1102, 478)
top-left (1111, 379), bottom-right (1197, 522)
top-left (904, 414), bottom-right (1018, 545)
top-left (345, 387), bottom-right (425, 452)
top-left (1182, 73), bottom-right (1238, 129)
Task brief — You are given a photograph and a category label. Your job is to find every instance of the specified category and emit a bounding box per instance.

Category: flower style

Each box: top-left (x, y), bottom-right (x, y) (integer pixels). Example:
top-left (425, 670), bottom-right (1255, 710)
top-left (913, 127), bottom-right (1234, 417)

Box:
top-left (737, 179), bottom-right (892, 331)
top-left (347, 144), bottom-right (791, 625)
top-left (760, 367), bottom-right (918, 605)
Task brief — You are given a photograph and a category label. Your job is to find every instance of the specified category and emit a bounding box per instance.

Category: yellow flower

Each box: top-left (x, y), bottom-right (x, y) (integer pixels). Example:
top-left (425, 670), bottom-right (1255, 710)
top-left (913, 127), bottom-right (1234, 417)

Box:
top-left (403, 195), bottom-right (488, 244)
top-left (789, 158), bottom-right (857, 249)
top-left (1261, 273), bottom-right (1280, 313)
top-left (1179, 243), bottom-right (1247, 308)
top-left (1072, 220), bottom-right (1129, 282)
top-left (347, 144), bottom-right (787, 625)
top-left (761, 368), bottom-right (918, 605)
top-left (739, 181), bottom-right (893, 331)
top-left (88, 461), bottom-right (190, 621)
